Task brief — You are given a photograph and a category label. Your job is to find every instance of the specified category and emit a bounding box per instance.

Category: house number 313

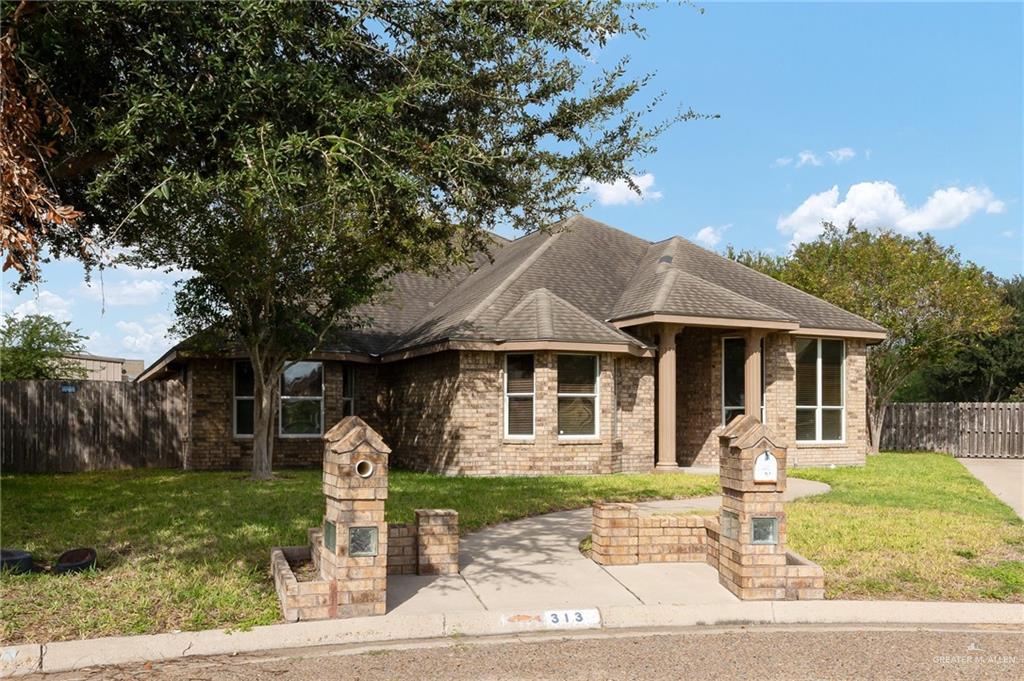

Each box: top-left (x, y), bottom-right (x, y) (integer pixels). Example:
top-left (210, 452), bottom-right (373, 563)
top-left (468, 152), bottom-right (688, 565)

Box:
top-left (544, 609), bottom-right (600, 628)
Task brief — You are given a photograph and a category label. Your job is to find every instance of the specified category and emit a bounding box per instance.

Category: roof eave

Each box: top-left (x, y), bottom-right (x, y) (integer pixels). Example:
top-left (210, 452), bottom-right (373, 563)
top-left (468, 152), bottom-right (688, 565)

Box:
top-left (608, 313), bottom-right (800, 331)
top-left (788, 327), bottom-right (888, 342)
top-left (379, 337), bottom-right (654, 362)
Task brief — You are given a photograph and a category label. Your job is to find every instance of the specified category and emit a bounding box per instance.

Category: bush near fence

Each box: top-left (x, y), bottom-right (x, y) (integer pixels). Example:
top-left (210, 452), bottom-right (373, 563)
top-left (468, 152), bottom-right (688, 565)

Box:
top-left (882, 402), bottom-right (1024, 459)
top-left (1, 380), bottom-right (186, 473)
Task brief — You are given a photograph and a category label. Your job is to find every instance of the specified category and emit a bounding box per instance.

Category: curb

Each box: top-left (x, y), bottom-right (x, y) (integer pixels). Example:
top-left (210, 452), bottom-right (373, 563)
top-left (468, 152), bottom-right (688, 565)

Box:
top-left (2, 600), bottom-right (1021, 677)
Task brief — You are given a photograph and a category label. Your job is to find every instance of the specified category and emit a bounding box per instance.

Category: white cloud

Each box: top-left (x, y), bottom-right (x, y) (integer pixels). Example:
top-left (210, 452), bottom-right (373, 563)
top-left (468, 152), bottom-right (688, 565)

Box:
top-left (693, 224), bottom-right (731, 249)
top-left (580, 173), bottom-right (663, 206)
top-left (778, 181), bottom-right (1006, 244)
top-left (796, 151), bottom-right (822, 168)
top-left (80, 279), bottom-right (168, 307)
top-left (774, 148), bottom-right (858, 168)
top-left (827, 147), bottom-right (856, 163)
top-left (1002, 229), bottom-right (1018, 239)
top-left (116, 314), bottom-right (174, 356)
top-left (10, 290), bottom-right (73, 321)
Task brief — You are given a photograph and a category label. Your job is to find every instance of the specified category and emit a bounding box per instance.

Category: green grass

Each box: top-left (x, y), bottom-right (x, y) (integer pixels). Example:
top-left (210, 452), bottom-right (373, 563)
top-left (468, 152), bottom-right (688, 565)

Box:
top-left (789, 452), bottom-right (1024, 602)
top-left (3, 453), bottom-right (1021, 644)
top-left (0, 468), bottom-right (717, 644)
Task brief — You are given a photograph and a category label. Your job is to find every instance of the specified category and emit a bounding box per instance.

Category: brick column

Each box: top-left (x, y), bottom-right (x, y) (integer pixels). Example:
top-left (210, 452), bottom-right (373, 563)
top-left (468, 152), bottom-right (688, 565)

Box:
top-left (318, 417), bottom-right (390, 617)
top-left (716, 414), bottom-right (789, 600)
top-left (656, 323), bottom-right (682, 470)
top-left (415, 509), bottom-right (459, 575)
top-left (591, 502), bottom-right (639, 565)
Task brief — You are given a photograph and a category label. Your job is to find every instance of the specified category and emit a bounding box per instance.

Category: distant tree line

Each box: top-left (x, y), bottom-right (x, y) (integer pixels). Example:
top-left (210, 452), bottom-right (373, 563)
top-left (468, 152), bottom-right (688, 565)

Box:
top-left (728, 222), bottom-right (1016, 452)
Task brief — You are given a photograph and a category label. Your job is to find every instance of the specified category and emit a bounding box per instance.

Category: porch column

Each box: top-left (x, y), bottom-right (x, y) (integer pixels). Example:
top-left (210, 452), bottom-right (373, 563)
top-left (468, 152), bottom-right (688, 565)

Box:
top-left (656, 323), bottom-right (682, 470)
top-left (744, 329), bottom-right (766, 421)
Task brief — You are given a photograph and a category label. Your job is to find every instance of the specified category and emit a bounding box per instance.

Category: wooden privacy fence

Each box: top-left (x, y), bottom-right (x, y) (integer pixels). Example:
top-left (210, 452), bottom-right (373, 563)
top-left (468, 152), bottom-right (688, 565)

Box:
top-left (882, 402), bottom-right (1024, 459)
top-left (1, 380), bottom-right (186, 473)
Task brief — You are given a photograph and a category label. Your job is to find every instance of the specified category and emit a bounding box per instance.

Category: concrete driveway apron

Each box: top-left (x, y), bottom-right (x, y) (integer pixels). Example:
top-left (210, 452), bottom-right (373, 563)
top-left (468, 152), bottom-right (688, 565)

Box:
top-left (959, 458), bottom-right (1024, 519)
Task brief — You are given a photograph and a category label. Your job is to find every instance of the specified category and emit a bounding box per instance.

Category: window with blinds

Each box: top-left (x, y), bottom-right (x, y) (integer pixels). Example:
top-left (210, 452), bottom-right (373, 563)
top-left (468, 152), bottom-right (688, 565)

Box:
top-left (557, 354), bottom-right (598, 437)
top-left (794, 338), bottom-right (845, 442)
top-left (504, 354), bottom-right (535, 437)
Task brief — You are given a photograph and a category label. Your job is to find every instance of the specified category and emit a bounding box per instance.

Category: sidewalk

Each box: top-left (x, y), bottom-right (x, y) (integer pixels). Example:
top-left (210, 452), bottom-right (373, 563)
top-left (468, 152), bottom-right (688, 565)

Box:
top-left (4, 599), bottom-right (1020, 676)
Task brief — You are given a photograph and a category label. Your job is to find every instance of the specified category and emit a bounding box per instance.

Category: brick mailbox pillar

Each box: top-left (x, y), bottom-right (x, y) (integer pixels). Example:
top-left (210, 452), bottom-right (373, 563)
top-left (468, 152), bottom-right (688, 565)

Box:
top-left (716, 414), bottom-right (790, 600)
top-left (317, 416), bottom-right (390, 617)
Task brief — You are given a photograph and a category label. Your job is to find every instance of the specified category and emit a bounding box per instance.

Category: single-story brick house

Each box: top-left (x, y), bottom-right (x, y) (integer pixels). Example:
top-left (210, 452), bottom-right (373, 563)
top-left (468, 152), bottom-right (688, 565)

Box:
top-left (139, 216), bottom-right (886, 475)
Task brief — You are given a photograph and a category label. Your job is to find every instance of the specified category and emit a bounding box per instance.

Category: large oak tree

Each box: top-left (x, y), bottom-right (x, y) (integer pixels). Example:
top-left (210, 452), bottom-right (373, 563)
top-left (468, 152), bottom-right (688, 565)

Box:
top-left (13, 1), bottom-right (695, 478)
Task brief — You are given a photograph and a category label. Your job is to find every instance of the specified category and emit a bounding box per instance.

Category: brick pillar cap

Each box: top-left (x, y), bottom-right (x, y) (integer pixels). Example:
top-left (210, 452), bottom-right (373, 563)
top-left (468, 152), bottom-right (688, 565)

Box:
top-left (324, 416), bottom-right (391, 454)
top-left (718, 414), bottom-right (787, 450)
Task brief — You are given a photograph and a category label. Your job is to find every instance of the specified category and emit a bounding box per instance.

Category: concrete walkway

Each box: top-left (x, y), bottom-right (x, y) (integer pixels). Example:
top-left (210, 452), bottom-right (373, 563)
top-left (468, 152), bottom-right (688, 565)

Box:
top-left (387, 477), bottom-right (831, 615)
top-left (959, 458), bottom-right (1024, 518)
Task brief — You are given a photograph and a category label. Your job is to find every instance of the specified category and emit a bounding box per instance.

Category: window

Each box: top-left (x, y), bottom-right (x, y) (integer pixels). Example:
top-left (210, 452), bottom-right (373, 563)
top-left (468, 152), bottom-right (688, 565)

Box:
top-left (795, 338), bottom-right (845, 442)
top-left (279, 361), bottom-right (324, 437)
top-left (504, 354), bottom-right (535, 437)
top-left (557, 354), bottom-right (599, 437)
top-left (721, 337), bottom-right (766, 425)
top-left (233, 361), bottom-right (255, 437)
top-left (342, 365), bottom-right (356, 417)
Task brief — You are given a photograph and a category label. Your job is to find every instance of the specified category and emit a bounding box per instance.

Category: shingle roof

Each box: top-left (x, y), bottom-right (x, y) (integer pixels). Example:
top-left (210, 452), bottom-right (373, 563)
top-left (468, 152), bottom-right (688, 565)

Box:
top-left (611, 238), bottom-right (798, 323)
top-left (338, 215), bottom-right (882, 356)
top-left (496, 288), bottom-right (642, 345)
top-left (157, 215), bottom-right (884, 365)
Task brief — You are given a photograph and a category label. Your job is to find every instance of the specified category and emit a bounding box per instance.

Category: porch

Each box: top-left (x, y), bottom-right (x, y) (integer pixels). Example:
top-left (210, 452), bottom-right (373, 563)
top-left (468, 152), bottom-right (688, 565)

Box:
top-left (619, 320), bottom-right (797, 471)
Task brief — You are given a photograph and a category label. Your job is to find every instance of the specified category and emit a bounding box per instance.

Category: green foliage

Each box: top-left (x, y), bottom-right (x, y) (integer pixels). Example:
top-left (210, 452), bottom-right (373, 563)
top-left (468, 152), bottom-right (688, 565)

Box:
top-left (13, 1), bottom-right (695, 475)
top-left (729, 223), bottom-right (1010, 446)
top-left (0, 313), bottom-right (88, 380)
top-left (895, 276), bottom-right (1024, 402)
top-left (723, 245), bottom-right (788, 280)
top-left (0, 468), bottom-right (716, 642)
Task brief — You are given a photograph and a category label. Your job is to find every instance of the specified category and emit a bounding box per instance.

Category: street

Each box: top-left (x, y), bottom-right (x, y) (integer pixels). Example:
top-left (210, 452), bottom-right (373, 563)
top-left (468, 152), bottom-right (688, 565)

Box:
top-left (35, 624), bottom-right (1022, 681)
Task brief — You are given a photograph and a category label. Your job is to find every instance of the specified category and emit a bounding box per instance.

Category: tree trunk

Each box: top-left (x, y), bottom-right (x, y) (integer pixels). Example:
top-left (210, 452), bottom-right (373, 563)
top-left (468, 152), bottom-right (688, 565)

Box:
top-left (868, 401), bottom-right (888, 454)
top-left (251, 372), bottom-right (278, 480)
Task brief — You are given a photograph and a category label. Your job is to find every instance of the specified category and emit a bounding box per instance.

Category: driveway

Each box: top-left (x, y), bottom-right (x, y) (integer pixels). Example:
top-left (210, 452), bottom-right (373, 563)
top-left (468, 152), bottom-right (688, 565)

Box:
top-left (387, 477), bottom-right (831, 615)
top-left (959, 458), bottom-right (1024, 519)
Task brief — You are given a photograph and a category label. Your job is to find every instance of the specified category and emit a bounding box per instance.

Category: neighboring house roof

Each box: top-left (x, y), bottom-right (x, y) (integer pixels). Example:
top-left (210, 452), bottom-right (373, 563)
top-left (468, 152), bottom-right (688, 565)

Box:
top-left (63, 353), bottom-right (146, 381)
top-left (139, 215), bottom-right (885, 379)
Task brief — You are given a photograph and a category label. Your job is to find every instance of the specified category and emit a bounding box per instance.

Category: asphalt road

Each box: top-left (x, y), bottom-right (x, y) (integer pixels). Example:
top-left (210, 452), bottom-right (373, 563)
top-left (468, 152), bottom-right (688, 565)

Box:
top-left (35, 625), bottom-right (1023, 681)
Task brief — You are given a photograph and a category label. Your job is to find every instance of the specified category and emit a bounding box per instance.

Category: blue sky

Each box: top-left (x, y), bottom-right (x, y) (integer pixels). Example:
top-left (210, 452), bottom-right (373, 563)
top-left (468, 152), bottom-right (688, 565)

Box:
top-left (3, 1), bottom-right (1021, 366)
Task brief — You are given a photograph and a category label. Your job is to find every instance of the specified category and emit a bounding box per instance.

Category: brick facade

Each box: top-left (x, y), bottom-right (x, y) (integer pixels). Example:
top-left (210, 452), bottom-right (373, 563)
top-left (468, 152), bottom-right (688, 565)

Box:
top-left (183, 358), bottom-right (380, 470)
top-left (382, 350), bottom-right (655, 475)
top-left (675, 331), bottom-right (868, 468)
top-left (181, 332), bottom-right (867, 473)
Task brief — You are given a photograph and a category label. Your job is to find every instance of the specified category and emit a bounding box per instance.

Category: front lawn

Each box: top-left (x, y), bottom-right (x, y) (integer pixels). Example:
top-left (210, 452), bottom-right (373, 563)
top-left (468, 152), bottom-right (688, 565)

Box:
top-left (0, 468), bottom-right (717, 644)
top-left (3, 453), bottom-right (1020, 645)
top-left (789, 452), bottom-right (1024, 601)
